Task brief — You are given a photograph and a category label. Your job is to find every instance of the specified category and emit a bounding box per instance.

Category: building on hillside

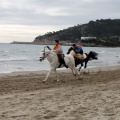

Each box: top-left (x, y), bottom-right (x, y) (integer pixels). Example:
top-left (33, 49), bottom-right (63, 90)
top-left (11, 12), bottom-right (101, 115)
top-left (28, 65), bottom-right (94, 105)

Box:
top-left (81, 37), bottom-right (96, 40)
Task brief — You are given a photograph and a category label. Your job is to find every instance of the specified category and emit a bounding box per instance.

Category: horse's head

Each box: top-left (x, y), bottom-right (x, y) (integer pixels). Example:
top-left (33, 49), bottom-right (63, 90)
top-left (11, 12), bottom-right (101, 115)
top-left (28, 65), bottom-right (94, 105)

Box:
top-left (39, 46), bottom-right (51, 62)
top-left (67, 47), bottom-right (74, 54)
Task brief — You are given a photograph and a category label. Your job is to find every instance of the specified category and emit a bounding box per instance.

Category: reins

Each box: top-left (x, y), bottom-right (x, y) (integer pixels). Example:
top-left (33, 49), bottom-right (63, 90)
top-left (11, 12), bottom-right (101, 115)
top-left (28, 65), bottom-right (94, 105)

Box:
top-left (40, 46), bottom-right (51, 61)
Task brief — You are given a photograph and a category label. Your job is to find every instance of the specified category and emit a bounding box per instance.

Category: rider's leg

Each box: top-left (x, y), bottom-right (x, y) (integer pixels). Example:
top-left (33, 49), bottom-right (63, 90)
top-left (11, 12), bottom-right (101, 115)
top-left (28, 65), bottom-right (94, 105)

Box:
top-left (57, 54), bottom-right (68, 68)
top-left (57, 54), bottom-right (62, 68)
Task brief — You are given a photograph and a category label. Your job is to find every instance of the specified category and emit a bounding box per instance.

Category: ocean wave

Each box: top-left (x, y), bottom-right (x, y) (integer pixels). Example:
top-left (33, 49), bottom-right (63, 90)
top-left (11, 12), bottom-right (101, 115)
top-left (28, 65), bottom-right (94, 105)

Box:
top-left (0, 50), bottom-right (9, 53)
top-left (0, 44), bottom-right (120, 73)
top-left (98, 50), bottom-right (105, 53)
top-left (0, 57), bottom-right (33, 62)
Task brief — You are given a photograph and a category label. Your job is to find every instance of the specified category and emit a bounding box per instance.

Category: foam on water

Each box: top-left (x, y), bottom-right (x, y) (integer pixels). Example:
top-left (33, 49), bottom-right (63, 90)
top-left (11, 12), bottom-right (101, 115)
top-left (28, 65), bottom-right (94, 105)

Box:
top-left (0, 43), bottom-right (120, 73)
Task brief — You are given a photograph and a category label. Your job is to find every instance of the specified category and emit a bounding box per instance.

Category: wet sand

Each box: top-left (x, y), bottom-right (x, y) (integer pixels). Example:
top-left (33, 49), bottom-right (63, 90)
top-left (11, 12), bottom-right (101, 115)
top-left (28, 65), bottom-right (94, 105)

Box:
top-left (0, 66), bottom-right (120, 120)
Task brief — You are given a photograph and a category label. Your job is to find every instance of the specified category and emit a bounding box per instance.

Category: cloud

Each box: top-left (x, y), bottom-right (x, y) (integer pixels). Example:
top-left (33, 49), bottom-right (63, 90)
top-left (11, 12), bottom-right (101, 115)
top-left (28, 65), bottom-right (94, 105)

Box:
top-left (0, 0), bottom-right (120, 25)
top-left (44, 7), bottom-right (70, 16)
top-left (0, 0), bottom-right (120, 43)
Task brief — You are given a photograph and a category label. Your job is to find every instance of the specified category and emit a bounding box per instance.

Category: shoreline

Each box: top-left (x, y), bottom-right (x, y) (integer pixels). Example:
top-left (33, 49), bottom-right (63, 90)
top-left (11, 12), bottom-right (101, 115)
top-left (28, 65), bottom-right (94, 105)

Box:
top-left (9, 42), bottom-right (120, 47)
top-left (0, 65), bottom-right (120, 77)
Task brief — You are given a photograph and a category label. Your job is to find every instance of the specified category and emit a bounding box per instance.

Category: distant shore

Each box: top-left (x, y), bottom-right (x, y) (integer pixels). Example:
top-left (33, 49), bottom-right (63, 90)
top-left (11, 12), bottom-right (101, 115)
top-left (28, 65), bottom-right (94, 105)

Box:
top-left (10, 41), bottom-right (57, 45)
top-left (10, 41), bottom-right (72, 46)
top-left (10, 41), bottom-right (120, 47)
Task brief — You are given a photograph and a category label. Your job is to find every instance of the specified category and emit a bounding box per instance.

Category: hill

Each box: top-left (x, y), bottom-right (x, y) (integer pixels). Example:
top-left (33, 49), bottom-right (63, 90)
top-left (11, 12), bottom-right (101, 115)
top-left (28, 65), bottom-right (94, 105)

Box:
top-left (34, 19), bottom-right (120, 47)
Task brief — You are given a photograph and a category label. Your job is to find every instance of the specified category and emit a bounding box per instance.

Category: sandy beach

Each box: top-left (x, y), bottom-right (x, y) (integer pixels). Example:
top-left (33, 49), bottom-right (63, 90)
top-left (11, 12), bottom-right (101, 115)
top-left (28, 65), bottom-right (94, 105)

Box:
top-left (0, 66), bottom-right (120, 120)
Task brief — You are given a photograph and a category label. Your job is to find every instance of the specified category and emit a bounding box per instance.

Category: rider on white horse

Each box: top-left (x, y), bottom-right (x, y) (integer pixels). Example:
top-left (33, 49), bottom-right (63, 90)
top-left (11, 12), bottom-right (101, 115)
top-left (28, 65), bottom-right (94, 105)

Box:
top-left (39, 46), bottom-right (80, 82)
top-left (52, 40), bottom-right (68, 68)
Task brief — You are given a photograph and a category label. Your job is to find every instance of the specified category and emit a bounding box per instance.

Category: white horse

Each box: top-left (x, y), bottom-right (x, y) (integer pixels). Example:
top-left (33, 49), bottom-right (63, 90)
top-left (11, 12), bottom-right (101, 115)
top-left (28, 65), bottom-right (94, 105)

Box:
top-left (39, 46), bottom-right (80, 82)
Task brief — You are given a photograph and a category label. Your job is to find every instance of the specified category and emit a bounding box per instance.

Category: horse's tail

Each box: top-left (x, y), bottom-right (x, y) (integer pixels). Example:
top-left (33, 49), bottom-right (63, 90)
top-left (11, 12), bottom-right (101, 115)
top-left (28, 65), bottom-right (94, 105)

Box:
top-left (89, 51), bottom-right (98, 59)
top-left (82, 51), bottom-right (98, 68)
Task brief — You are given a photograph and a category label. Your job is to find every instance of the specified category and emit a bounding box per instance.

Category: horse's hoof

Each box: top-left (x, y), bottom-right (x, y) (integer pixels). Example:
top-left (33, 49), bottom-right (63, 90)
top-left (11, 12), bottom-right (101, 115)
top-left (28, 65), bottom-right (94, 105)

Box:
top-left (79, 67), bottom-right (82, 71)
top-left (78, 77), bottom-right (83, 80)
top-left (42, 80), bottom-right (46, 83)
top-left (74, 74), bottom-right (76, 76)
top-left (55, 79), bottom-right (59, 82)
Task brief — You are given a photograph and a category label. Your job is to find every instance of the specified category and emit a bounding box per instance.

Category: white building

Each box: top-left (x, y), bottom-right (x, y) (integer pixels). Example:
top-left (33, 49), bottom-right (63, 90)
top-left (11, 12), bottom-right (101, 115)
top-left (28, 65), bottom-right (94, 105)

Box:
top-left (81, 37), bottom-right (96, 40)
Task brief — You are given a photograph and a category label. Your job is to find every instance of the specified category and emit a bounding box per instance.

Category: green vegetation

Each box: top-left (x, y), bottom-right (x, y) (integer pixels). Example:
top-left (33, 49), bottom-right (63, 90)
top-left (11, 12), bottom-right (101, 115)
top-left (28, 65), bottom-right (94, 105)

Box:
top-left (34, 19), bottom-right (120, 47)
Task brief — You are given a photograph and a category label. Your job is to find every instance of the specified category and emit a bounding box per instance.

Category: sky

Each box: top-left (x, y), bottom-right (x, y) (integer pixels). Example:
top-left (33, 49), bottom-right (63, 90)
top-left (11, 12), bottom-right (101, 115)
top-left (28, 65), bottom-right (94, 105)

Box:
top-left (0, 0), bottom-right (120, 43)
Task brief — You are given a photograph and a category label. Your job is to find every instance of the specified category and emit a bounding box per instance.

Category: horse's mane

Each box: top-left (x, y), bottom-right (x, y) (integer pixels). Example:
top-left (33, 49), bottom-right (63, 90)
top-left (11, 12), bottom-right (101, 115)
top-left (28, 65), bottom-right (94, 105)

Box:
top-left (43, 50), bottom-right (57, 56)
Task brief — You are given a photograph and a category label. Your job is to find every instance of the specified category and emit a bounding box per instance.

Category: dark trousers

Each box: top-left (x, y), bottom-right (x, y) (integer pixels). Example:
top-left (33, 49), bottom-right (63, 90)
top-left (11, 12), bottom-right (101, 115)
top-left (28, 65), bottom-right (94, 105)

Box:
top-left (57, 54), bottom-right (68, 68)
top-left (57, 54), bottom-right (65, 65)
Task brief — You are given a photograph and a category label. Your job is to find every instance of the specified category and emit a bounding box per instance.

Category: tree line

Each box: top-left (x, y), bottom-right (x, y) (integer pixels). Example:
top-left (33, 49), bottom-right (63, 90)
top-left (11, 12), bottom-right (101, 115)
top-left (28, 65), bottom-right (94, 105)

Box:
top-left (34, 19), bottom-right (120, 47)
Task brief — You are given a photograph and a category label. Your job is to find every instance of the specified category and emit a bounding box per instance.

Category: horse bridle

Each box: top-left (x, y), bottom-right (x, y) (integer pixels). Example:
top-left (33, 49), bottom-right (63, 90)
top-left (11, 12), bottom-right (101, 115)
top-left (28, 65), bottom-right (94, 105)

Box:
top-left (39, 46), bottom-right (51, 62)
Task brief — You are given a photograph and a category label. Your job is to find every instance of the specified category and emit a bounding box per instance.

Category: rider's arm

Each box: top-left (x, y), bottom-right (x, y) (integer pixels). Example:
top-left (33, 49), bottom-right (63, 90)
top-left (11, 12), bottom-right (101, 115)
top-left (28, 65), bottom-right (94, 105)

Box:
top-left (53, 45), bottom-right (63, 53)
top-left (76, 46), bottom-right (81, 53)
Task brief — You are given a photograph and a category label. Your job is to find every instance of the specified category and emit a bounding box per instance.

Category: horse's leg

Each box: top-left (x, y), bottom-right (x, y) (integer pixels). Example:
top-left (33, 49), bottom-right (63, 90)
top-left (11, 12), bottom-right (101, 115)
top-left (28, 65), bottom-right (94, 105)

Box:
top-left (78, 62), bottom-right (83, 71)
top-left (71, 68), bottom-right (76, 76)
top-left (84, 58), bottom-right (89, 68)
top-left (70, 66), bottom-right (80, 76)
top-left (68, 58), bottom-right (80, 76)
top-left (43, 67), bottom-right (53, 82)
top-left (74, 67), bottom-right (80, 75)
top-left (68, 65), bottom-right (76, 75)
top-left (83, 54), bottom-right (90, 68)
top-left (54, 69), bottom-right (59, 81)
top-left (84, 61), bottom-right (87, 68)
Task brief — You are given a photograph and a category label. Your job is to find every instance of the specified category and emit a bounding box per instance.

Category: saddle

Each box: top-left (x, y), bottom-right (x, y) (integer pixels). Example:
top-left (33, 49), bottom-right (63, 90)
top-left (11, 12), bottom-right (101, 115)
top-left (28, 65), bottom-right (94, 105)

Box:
top-left (74, 53), bottom-right (84, 60)
top-left (70, 50), bottom-right (84, 60)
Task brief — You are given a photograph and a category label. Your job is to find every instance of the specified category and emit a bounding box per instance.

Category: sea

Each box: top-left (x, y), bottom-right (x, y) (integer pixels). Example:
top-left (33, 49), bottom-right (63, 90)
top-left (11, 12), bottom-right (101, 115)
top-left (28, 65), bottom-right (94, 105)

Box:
top-left (0, 43), bottom-right (120, 73)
